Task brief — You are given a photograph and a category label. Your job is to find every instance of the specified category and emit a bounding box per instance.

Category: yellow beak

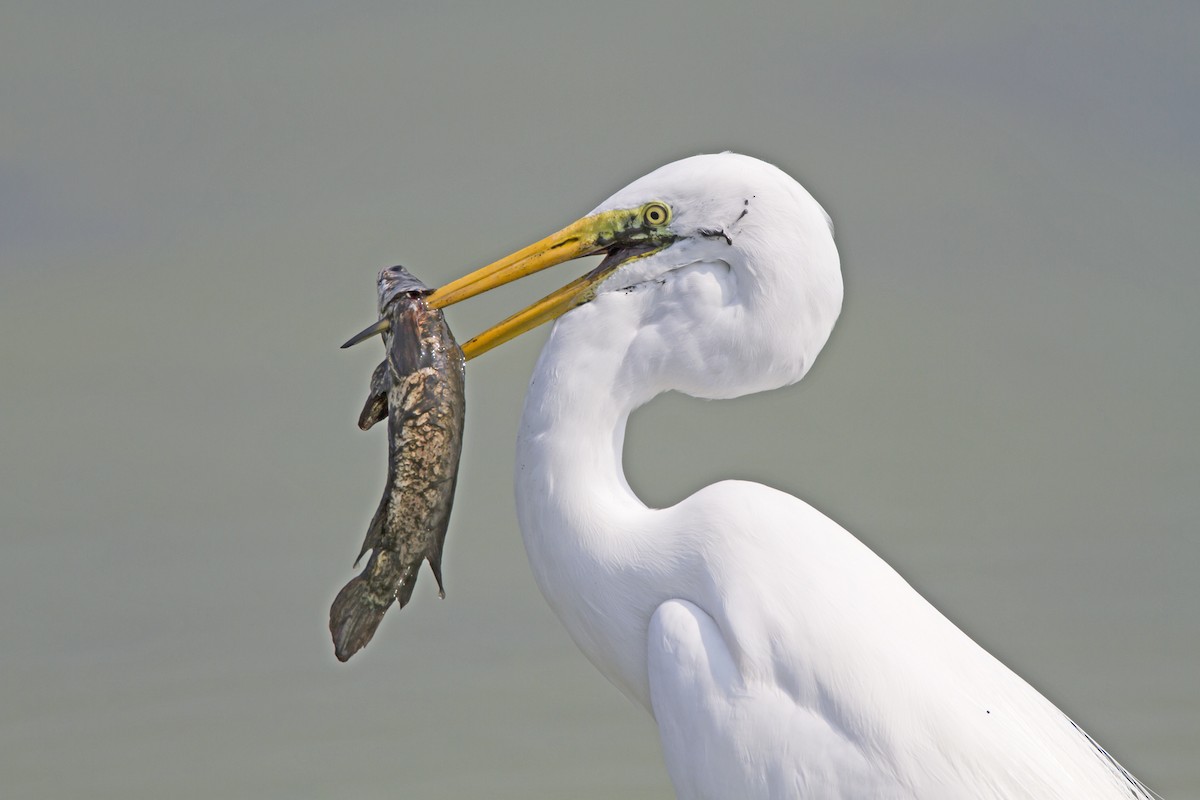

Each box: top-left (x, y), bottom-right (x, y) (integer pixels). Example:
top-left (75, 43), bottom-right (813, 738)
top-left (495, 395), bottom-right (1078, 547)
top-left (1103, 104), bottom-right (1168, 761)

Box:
top-left (427, 207), bottom-right (669, 359)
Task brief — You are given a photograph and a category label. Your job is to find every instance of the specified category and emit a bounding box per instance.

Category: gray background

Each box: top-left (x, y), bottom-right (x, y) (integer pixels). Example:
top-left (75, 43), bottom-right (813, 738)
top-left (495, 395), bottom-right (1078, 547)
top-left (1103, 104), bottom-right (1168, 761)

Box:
top-left (3, 2), bottom-right (1197, 798)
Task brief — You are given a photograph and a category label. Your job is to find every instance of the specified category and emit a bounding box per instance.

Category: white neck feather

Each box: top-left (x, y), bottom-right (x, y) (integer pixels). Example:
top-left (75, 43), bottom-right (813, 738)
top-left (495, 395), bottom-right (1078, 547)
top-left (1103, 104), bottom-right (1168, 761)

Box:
top-left (513, 294), bottom-right (667, 705)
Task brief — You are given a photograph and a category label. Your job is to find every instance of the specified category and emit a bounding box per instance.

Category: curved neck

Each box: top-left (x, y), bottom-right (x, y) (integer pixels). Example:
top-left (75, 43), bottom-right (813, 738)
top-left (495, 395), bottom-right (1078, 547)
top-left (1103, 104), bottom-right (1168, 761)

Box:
top-left (513, 296), bottom-right (666, 705)
top-left (515, 296), bottom-right (648, 532)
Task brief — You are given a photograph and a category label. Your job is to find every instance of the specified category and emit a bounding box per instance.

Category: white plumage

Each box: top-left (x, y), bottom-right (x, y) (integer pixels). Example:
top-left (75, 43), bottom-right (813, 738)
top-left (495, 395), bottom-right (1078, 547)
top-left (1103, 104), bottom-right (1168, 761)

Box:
top-left (437, 153), bottom-right (1152, 799)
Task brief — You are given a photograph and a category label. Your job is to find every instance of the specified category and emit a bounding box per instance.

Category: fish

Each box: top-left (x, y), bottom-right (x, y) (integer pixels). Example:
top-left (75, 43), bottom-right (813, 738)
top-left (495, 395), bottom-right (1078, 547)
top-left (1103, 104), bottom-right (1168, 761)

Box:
top-left (329, 265), bottom-right (466, 662)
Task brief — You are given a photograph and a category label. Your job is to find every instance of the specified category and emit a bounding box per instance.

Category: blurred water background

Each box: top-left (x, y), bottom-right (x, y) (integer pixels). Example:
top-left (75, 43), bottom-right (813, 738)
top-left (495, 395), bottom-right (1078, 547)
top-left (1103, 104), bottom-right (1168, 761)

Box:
top-left (2, 2), bottom-right (1197, 797)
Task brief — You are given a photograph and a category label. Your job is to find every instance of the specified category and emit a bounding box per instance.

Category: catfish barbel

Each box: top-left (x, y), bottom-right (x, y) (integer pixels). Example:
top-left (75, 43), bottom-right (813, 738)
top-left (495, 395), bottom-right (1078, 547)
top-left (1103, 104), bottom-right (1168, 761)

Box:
top-left (329, 265), bottom-right (466, 662)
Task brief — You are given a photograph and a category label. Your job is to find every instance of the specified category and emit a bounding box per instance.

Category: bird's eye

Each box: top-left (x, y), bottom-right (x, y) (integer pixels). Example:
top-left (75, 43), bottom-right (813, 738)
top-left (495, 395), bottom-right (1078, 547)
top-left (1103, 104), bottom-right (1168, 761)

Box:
top-left (642, 202), bottom-right (671, 227)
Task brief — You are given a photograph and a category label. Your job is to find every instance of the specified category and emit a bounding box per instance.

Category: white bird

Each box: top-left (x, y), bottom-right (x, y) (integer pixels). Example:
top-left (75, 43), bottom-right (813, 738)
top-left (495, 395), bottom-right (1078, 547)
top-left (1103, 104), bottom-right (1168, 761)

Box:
top-left (426, 153), bottom-right (1153, 799)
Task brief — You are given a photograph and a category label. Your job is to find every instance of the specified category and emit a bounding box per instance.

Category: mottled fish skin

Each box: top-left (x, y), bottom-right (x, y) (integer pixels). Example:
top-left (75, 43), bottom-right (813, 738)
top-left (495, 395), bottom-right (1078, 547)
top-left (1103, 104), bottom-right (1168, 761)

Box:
top-left (330, 265), bottom-right (466, 662)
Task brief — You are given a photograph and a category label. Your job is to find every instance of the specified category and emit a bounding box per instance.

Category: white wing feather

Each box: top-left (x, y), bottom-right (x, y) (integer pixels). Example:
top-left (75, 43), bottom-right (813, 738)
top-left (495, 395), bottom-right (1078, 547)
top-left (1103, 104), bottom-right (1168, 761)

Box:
top-left (649, 598), bottom-right (915, 799)
top-left (646, 480), bottom-right (1153, 799)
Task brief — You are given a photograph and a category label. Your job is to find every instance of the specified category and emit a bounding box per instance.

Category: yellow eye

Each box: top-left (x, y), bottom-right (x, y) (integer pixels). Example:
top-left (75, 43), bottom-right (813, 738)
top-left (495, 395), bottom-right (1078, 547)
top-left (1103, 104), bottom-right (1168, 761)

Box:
top-left (642, 202), bottom-right (671, 227)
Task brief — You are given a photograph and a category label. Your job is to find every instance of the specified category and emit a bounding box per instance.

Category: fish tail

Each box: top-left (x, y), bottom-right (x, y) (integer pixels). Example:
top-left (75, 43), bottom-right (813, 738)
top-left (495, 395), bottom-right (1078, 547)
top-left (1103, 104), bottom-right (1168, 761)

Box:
top-left (329, 576), bottom-right (391, 662)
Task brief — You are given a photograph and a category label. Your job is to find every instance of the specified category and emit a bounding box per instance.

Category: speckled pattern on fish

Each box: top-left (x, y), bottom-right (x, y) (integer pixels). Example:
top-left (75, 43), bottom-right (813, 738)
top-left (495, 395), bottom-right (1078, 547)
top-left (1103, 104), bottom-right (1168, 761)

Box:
top-left (330, 265), bottom-right (466, 662)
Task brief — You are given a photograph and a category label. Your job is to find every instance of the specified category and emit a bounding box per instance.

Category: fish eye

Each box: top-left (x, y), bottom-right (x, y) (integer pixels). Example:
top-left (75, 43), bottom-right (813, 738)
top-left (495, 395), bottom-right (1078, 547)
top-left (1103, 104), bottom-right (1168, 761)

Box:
top-left (642, 202), bottom-right (671, 227)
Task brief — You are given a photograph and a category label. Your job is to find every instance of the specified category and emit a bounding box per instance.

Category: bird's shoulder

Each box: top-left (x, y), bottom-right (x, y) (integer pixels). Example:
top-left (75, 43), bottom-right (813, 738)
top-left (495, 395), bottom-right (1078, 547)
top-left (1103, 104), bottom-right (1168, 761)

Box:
top-left (647, 596), bottom-right (914, 799)
top-left (670, 478), bottom-right (907, 601)
top-left (663, 479), bottom-right (947, 736)
top-left (657, 480), bottom-right (1156, 799)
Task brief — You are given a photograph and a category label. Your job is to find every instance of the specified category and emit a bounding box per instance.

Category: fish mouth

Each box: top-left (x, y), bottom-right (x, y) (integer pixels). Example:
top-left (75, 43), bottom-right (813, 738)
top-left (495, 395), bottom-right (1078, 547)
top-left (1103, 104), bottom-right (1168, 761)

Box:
top-left (426, 204), bottom-right (676, 359)
top-left (340, 266), bottom-right (434, 350)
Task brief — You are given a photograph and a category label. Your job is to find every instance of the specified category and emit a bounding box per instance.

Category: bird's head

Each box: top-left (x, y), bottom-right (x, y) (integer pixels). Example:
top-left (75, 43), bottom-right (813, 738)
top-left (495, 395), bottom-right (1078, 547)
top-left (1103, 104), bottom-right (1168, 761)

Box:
top-left (429, 153), bottom-right (842, 399)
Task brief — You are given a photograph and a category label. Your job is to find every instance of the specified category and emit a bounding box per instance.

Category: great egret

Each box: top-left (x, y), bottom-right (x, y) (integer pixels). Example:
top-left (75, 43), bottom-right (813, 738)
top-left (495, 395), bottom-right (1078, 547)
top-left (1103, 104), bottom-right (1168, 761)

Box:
top-left (425, 153), bottom-right (1152, 798)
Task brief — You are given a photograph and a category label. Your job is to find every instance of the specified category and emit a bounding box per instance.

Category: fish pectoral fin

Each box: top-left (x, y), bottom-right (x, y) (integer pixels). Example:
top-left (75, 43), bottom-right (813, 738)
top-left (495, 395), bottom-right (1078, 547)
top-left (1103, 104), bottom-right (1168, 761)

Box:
top-left (358, 360), bottom-right (390, 430)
